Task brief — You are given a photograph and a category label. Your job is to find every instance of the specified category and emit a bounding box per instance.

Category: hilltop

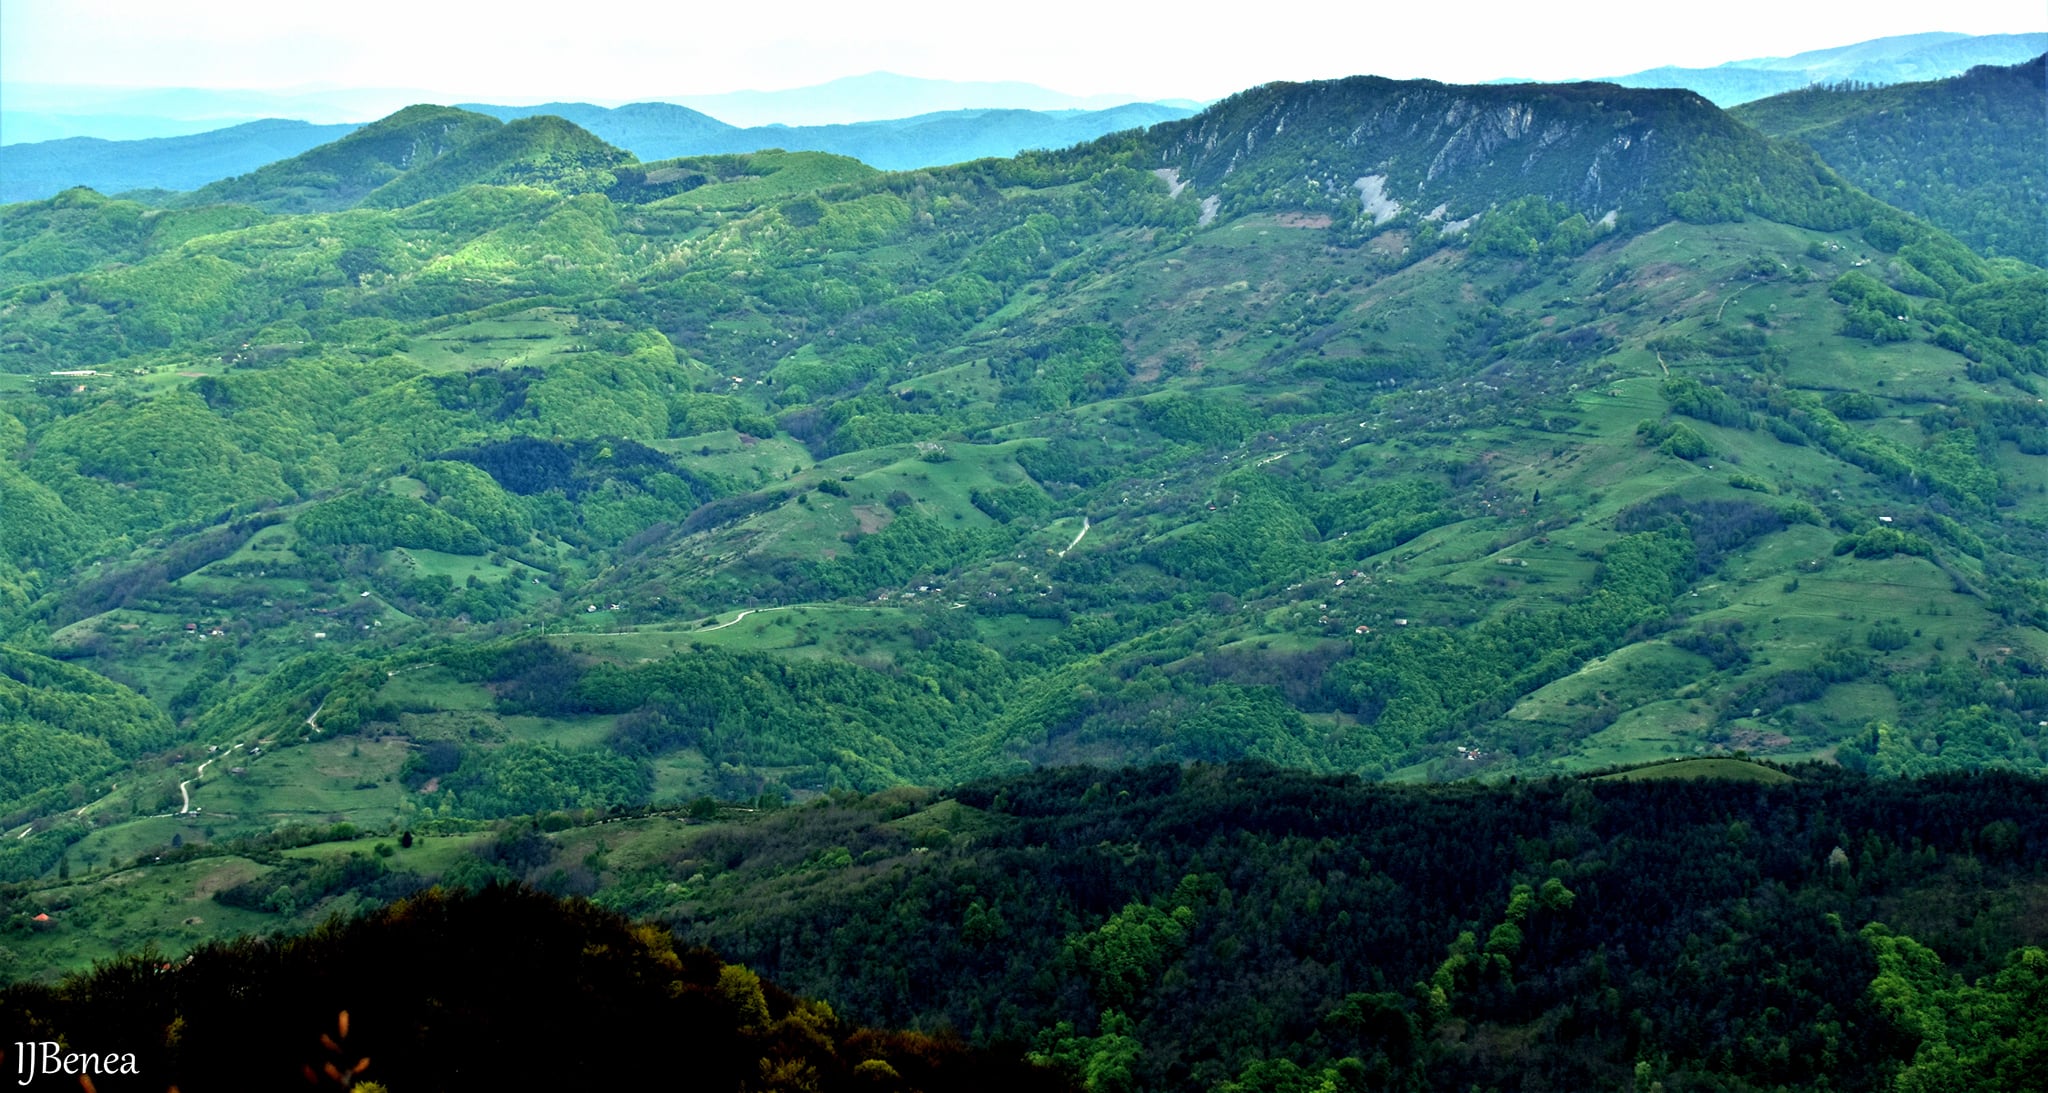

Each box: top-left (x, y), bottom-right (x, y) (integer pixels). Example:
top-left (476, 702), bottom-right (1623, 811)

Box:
top-left (1130, 76), bottom-right (1857, 228)
top-left (174, 104), bottom-right (508, 212)
top-left (168, 106), bottom-right (633, 214)
top-left (1733, 55), bottom-right (2048, 265)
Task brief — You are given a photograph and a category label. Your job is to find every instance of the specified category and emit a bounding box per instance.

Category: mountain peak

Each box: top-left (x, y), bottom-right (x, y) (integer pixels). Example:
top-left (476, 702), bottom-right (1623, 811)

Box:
top-left (170, 105), bottom-right (630, 213)
top-left (1131, 74), bottom-right (1859, 233)
top-left (176, 104), bottom-right (502, 212)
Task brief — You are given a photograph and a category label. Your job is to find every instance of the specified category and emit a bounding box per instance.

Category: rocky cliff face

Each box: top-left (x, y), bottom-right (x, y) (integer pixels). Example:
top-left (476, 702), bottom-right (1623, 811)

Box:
top-left (1139, 76), bottom-right (1816, 230)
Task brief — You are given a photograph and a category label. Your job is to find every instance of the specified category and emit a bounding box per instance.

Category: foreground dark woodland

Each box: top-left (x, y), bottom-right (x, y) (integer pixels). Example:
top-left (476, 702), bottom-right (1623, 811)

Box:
top-left (8, 765), bottom-right (2047, 1090)
top-left (0, 56), bottom-right (2045, 1091)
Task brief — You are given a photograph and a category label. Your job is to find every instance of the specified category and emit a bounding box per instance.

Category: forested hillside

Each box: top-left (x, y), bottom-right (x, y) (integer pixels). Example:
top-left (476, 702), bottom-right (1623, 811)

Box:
top-left (1734, 55), bottom-right (2048, 264)
top-left (623, 763), bottom-right (2048, 1091)
top-left (8, 763), bottom-right (2042, 1091)
top-left (0, 69), bottom-right (2045, 1083)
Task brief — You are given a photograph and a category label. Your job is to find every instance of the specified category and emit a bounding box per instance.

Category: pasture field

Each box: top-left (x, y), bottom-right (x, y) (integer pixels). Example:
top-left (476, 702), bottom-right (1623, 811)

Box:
top-left (557, 602), bottom-right (931, 661)
top-left (649, 151), bottom-right (877, 211)
top-left (1593, 757), bottom-right (1798, 784)
top-left (398, 309), bottom-right (586, 373)
top-left (660, 431), bottom-right (814, 486)
top-left (5, 857), bottom-right (277, 978)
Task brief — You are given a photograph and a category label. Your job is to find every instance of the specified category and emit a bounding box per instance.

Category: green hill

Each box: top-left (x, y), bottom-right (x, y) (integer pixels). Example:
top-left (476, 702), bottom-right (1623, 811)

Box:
top-left (175, 104), bottom-right (505, 212)
top-left (0, 644), bottom-right (172, 822)
top-left (0, 188), bottom-right (266, 289)
top-left (359, 113), bottom-right (632, 208)
top-left (1733, 55), bottom-right (2048, 265)
top-left (133, 107), bottom-right (635, 244)
top-left (1131, 77), bottom-right (1871, 231)
top-left (0, 68), bottom-right (2042, 980)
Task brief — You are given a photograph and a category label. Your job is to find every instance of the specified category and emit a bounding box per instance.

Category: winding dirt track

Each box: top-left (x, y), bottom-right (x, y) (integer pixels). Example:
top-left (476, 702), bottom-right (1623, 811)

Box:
top-left (1059, 517), bottom-right (1091, 557)
top-left (702, 606), bottom-right (781, 631)
top-left (178, 758), bottom-right (212, 814)
top-left (180, 743), bottom-right (242, 814)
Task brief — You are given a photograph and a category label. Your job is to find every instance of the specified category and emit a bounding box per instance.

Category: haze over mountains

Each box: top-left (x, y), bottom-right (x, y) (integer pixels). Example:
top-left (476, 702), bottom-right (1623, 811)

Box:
top-left (0, 119), bottom-right (364, 206)
top-left (5, 30), bottom-right (2037, 144)
top-left (0, 83), bottom-right (445, 142)
top-left (3, 30), bottom-right (2042, 208)
top-left (1576, 29), bottom-right (2048, 103)
top-left (666, 71), bottom-right (1207, 127)
top-left (0, 71), bottom-right (1197, 145)
top-left (0, 101), bottom-right (1201, 207)
top-left (464, 99), bottom-right (1199, 170)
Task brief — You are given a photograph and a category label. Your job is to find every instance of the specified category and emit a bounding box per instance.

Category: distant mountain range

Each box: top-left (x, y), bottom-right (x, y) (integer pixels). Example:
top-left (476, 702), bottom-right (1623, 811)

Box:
top-left (0, 83), bottom-right (445, 142)
top-left (466, 100), bottom-right (1196, 168)
top-left (0, 72), bottom-right (1194, 145)
top-left (0, 100), bottom-right (1198, 205)
top-left (0, 119), bottom-right (363, 205)
top-left (1581, 30), bottom-right (2048, 104)
top-left (662, 71), bottom-right (1205, 127)
top-left (4, 31), bottom-right (2042, 207)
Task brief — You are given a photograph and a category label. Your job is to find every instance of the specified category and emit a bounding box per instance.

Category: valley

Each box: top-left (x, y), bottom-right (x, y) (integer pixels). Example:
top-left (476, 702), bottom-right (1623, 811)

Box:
top-left (1, 51), bottom-right (2045, 1091)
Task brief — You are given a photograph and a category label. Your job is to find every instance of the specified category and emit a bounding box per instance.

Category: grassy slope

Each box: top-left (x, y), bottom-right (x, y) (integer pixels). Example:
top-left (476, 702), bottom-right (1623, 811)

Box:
top-left (0, 76), bottom-right (2043, 984)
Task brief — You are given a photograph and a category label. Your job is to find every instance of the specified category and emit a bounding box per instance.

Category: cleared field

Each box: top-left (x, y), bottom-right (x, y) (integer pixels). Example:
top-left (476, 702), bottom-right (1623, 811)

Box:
top-left (198, 735), bottom-right (413, 826)
top-left (1594, 757), bottom-right (1797, 784)
top-left (558, 602), bottom-right (928, 661)
top-left (399, 310), bottom-right (585, 373)
top-left (659, 431), bottom-right (815, 487)
top-left (648, 151), bottom-right (877, 210)
top-left (4, 857), bottom-right (278, 980)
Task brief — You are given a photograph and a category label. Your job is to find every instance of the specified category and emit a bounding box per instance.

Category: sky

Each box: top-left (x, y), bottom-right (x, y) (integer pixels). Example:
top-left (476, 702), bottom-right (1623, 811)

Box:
top-left (4, 0), bottom-right (2043, 106)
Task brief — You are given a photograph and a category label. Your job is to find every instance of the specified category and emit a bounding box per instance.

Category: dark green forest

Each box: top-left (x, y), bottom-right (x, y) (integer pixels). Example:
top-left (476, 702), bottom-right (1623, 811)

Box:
top-left (3, 884), bottom-right (1069, 1092)
top-left (7, 763), bottom-right (2043, 1091)
top-left (651, 763), bottom-right (2048, 1092)
top-left (1733, 56), bottom-right (2048, 265)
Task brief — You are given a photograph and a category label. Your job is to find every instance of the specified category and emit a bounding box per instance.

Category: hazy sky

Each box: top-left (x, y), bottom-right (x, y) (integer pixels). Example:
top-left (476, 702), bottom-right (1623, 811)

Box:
top-left (4, 0), bottom-right (2042, 104)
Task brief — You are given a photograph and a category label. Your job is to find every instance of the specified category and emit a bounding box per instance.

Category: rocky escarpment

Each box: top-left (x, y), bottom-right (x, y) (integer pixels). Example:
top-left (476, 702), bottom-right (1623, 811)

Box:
top-left (1136, 76), bottom-right (1863, 233)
